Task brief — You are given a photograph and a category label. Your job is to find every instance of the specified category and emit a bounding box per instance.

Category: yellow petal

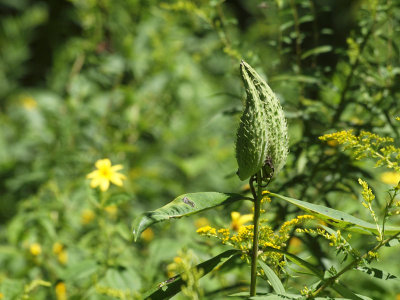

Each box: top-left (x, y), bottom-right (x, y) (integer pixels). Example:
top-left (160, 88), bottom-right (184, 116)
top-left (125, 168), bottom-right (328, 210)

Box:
top-left (110, 174), bottom-right (124, 186)
top-left (381, 172), bottom-right (400, 185)
top-left (86, 170), bottom-right (99, 179)
top-left (231, 212), bottom-right (240, 222)
top-left (95, 158), bottom-right (111, 169)
top-left (238, 214), bottom-right (253, 226)
top-left (100, 179), bottom-right (110, 191)
top-left (111, 164), bottom-right (124, 171)
top-left (90, 178), bottom-right (101, 188)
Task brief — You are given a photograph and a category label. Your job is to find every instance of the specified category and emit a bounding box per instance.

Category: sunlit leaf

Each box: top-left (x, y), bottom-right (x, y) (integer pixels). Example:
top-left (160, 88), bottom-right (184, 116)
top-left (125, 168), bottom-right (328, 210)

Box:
top-left (132, 192), bottom-right (250, 241)
top-left (301, 45), bottom-right (333, 59)
top-left (270, 193), bottom-right (400, 236)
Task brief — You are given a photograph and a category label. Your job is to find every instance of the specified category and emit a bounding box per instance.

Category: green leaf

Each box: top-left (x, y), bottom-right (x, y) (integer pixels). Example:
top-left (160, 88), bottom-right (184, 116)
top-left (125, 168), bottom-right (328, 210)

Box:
top-left (263, 246), bottom-right (323, 279)
top-left (250, 296), bottom-right (353, 300)
top-left (250, 294), bottom-right (302, 300)
top-left (270, 193), bottom-right (400, 236)
top-left (143, 249), bottom-right (240, 300)
top-left (355, 266), bottom-right (398, 280)
top-left (270, 75), bottom-right (320, 85)
top-left (132, 192), bottom-right (250, 241)
top-left (104, 192), bottom-right (131, 207)
top-left (331, 284), bottom-right (372, 300)
top-left (61, 259), bottom-right (99, 281)
top-left (301, 45), bottom-right (332, 59)
top-left (385, 238), bottom-right (400, 247)
top-left (263, 246), bottom-right (366, 299)
top-left (258, 261), bottom-right (286, 294)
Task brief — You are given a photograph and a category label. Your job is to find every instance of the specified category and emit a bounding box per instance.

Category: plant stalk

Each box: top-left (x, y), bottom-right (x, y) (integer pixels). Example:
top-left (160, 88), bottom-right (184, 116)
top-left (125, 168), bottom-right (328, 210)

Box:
top-left (250, 171), bottom-right (263, 296)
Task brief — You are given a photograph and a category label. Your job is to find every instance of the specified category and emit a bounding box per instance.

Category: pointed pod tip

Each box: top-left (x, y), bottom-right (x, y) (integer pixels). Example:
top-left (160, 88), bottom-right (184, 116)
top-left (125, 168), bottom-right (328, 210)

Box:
top-left (132, 229), bottom-right (139, 242)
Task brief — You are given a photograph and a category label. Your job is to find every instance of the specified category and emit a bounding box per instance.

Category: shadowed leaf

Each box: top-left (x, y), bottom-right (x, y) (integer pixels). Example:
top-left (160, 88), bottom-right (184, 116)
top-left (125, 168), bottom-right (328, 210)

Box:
top-left (356, 266), bottom-right (398, 281)
top-left (258, 260), bottom-right (285, 294)
top-left (143, 249), bottom-right (240, 300)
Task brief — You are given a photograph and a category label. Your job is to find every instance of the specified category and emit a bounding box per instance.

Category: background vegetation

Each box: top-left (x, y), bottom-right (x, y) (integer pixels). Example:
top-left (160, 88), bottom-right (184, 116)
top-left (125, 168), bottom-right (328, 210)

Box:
top-left (1, 0), bottom-right (400, 299)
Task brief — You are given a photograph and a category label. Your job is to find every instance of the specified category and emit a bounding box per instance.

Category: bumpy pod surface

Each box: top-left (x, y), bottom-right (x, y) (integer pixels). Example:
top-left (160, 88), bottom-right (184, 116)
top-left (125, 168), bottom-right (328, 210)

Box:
top-left (235, 61), bottom-right (289, 181)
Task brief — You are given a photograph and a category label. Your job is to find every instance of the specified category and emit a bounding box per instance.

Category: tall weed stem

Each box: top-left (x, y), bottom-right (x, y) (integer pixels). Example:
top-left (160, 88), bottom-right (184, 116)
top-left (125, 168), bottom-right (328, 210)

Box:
top-left (250, 171), bottom-right (263, 296)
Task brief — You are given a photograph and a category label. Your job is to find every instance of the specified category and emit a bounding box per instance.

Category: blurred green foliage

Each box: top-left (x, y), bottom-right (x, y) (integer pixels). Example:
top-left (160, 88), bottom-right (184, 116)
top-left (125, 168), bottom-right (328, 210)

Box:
top-left (0, 0), bottom-right (400, 299)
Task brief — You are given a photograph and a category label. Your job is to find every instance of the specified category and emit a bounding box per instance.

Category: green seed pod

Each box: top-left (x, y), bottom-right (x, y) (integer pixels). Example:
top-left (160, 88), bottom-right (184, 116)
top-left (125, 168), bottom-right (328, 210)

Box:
top-left (235, 61), bottom-right (289, 181)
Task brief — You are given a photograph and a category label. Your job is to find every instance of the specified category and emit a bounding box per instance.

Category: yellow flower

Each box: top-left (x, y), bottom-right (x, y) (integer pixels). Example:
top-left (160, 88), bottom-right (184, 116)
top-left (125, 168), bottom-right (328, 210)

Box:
top-left (327, 140), bottom-right (338, 147)
top-left (230, 212), bottom-right (253, 231)
top-left (288, 237), bottom-right (303, 254)
top-left (104, 205), bottom-right (118, 217)
top-left (29, 243), bottom-right (42, 256)
top-left (194, 217), bottom-right (209, 229)
top-left (0, 292), bottom-right (4, 299)
top-left (21, 95), bottom-right (37, 110)
top-left (53, 242), bottom-right (63, 255)
top-left (81, 209), bottom-right (95, 225)
top-left (58, 250), bottom-right (68, 265)
top-left (86, 159), bottom-right (126, 192)
top-left (55, 282), bottom-right (67, 300)
top-left (141, 228), bottom-right (154, 242)
top-left (380, 172), bottom-right (400, 185)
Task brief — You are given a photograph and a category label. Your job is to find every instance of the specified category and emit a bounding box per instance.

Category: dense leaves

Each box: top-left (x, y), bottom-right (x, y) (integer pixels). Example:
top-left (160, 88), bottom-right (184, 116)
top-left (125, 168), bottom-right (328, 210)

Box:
top-left (1, 0), bottom-right (400, 299)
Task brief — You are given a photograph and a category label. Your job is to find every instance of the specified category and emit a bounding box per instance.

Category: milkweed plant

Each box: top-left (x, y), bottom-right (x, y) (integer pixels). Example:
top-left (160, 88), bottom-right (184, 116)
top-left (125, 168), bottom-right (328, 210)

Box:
top-left (133, 61), bottom-right (400, 299)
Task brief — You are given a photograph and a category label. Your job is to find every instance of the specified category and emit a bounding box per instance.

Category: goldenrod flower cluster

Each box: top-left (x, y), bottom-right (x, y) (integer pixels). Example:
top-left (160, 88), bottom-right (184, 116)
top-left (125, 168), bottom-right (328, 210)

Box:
top-left (196, 225), bottom-right (216, 236)
top-left (358, 179), bottom-right (375, 204)
top-left (358, 178), bottom-right (381, 239)
top-left (319, 130), bottom-right (400, 171)
top-left (197, 214), bottom-right (315, 271)
top-left (296, 228), bottom-right (342, 248)
top-left (165, 250), bottom-right (204, 299)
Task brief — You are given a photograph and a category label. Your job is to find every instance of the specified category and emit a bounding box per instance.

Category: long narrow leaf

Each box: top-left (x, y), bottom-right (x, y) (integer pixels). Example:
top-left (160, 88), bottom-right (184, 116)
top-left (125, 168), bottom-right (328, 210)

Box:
top-left (143, 249), bottom-right (240, 300)
top-left (331, 284), bottom-right (372, 300)
top-left (133, 192), bottom-right (250, 240)
top-left (270, 193), bottom-right (400, 236)
top-left (263, 246), bottom-right (324, 279)
top-left (258, 261), bottom-right (285, 294)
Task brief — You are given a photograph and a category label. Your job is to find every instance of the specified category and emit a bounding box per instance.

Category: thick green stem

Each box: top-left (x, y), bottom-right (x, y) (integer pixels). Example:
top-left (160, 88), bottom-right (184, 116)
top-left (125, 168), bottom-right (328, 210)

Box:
top-left (250, 171), bottom-right (263, 296)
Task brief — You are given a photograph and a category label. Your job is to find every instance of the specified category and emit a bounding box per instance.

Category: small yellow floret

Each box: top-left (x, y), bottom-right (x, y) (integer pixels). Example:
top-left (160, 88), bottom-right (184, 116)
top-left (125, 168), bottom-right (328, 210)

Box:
top-left (141, 228), bottom-right (154, 242)
top-left (53, 242), bottom-right (63, 254)
top-left (55, 282), bottom-right (67, 300)
top-left (58, 250), bottom-right (68, 264)
top-left (194, 217), bottom-right (209, 229)
top-left (21, 95), bottom-right (37, 110)
top-left (29, 243), bottom-right (42, 256)
top-left (81, 209), bottom-right (95, 225)
top-left (104, 205), bottom-right (118, 217)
